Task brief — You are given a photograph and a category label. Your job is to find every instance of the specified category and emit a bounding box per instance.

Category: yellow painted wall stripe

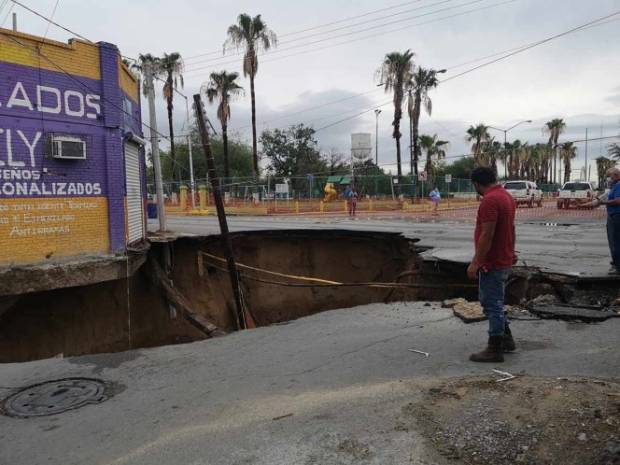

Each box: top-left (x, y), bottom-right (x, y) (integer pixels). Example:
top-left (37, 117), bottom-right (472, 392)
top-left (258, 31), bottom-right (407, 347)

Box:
top-left (0, 197), bottom-right (110, 265)
top-left (118, 58), bottom-right (140, 102)
top-left (0, 28), bottom-right (100, 80)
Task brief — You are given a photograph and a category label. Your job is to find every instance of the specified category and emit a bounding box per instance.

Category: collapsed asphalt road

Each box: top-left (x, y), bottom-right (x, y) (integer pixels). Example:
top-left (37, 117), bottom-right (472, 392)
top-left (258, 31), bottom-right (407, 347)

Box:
top-left (152, 215), bottom-right (612, 278)
top-left (1, 302), bottom-right (618, 465)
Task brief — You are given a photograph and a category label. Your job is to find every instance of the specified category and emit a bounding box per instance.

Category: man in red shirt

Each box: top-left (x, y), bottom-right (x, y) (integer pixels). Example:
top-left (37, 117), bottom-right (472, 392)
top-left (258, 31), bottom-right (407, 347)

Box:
top-left (467, 167), bottom-right (517, 363)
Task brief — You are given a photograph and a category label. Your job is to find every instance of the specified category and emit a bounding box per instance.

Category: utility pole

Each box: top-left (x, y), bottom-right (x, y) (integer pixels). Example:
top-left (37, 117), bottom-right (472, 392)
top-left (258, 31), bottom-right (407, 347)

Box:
top-left (143, 61), bottom-right (166, 231)
top-left (194, 94), bottom-right (247, 330)
top-left (374, 109), bottom-right (381, 166)
top-left (182, 95), bottom-right (196, 208)
top-left (584, 128), bottom-right (589, 182)
top-left (187, 135), bottom-right (195, 208)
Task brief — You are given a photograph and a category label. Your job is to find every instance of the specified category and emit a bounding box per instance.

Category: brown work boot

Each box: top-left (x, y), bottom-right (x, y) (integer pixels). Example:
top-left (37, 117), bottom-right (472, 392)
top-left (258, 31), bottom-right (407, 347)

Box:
top-left (469, 336), bottom-right (504, 363)
top-left (503, 326), bottom-right (516, 353)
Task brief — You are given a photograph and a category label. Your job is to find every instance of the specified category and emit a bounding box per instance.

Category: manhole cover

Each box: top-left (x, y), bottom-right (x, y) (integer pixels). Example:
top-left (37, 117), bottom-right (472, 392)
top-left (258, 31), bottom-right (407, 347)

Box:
top-left (2, 378), bottom-right (109, 418)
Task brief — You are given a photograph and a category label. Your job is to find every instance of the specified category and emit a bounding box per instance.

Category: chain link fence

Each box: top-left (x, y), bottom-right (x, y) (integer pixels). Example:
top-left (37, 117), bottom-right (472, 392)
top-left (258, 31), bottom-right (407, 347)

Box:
top-left (149, 175), bottom-right (563, 210)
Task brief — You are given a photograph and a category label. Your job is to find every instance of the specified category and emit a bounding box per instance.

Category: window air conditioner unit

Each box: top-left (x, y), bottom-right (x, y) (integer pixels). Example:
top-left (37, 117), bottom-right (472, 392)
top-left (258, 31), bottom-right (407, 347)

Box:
top-left (51, 135), bottom-right (87, 160)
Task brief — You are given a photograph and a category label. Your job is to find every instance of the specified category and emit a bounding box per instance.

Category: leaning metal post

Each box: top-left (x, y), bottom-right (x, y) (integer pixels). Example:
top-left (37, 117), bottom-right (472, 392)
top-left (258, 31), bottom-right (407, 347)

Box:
top-left (193, 94), bottom-right (247, 330)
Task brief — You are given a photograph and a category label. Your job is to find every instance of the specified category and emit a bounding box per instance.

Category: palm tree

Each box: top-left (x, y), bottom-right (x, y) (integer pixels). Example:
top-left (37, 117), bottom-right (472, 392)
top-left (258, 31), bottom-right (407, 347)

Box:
top-left (466, 124), bottom-right (491, 166)
top-left (519, 143), bottom-right (533, 180)
top-left (419, 134), bottom-right (448, 181)
top-left (529, 143), bottom-right (549, 182)
top-left (158, 52), bottom-right (184, 185)
top-left (378, 49), bottom-right (415, 179)
top-left (508, 139), bottom-right (523, 179)
top-left (224, 13), bottom-right (278, 177)
top-left (559, 141), bottom-right (577, 184)
top-left (202, 71), bottom-right (244, 180)
top-left (485, 139), bottom-right (503, 176)
top-left (609, 143), bottom-right (620, 161)
top-left (544, 118), bottom-right (566, 183)
top-left (407, 67), bottom-right (442, 177)
top-left (133, 54), bottom-right (159, 93)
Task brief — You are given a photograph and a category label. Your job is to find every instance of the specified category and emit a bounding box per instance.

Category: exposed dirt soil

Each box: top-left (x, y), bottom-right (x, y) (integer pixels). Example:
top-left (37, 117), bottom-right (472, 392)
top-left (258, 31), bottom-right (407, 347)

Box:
top-left (411, 376), bottom-right (620, 465)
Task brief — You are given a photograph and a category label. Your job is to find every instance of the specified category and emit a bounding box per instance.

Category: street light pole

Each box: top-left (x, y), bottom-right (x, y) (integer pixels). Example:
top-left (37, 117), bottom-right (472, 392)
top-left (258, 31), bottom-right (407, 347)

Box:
top-left (143, 61), bottom-right (166, 231)
top-left (374, 109), bottom-right (381, 166)
top-left (489, 119), bottom-right (532, 180)
top-left (175, 91), bottom-right (196, 209)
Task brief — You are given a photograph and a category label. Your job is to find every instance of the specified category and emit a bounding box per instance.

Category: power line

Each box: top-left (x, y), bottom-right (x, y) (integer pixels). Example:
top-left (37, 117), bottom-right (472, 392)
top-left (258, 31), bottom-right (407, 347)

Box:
top-left (1, 1), bottom-right (14, 25)
top-left (248, 13), bottom-right (618, 133)
top-left (441, 9), bottom-right (620, 83)
top-left (185, 0), bottom-right (496, 73)
top-left (183, 0), bottom-right (434, 61)
top-left (42, 0), bottom-right (60, 40)
top-left (185, 0), bottom-right (456, 67)
top-left (8, 0), bottom-right (91, 42)
top-left (0, 31), bottom-right (166, 137)
top-left (309, 10), bottom-right (620, 133)
top-left (184, 0), bottom-right (517, 78)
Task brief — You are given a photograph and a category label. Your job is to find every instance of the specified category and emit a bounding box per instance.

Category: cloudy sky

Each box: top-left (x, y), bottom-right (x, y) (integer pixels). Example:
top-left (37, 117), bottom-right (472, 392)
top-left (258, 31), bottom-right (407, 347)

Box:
top-left (11, 0), bottom-right (620, 178)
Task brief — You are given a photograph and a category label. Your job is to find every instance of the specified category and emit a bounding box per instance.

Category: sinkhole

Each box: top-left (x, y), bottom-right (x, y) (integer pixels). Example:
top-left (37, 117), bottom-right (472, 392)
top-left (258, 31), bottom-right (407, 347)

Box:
top-left (0, 229), bottom-right (617, 363)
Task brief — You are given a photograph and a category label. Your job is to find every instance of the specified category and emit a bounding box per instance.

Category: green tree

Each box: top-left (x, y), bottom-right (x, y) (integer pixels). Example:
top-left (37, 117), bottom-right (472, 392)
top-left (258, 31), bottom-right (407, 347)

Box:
top-left (159, 52), bottom-right (185, 184)
top-left (441, 156), bottom-right (475, 180)
top-left (152, 130), bottom-right (254, 188)
top-left (202, 71), bottom-right (244, 180)
top-left (407, 67), bottom-right (442, 177)
top-left (224, 13), bottom-right (278, 177)
top-left (377, 49), bottom-right (415, 179)
top-left (260, 124), bottom-right (327, 191)
top-left (466, 124), bottom-right (490, 166)
top-left (544, 118), bottom-right (566, 183)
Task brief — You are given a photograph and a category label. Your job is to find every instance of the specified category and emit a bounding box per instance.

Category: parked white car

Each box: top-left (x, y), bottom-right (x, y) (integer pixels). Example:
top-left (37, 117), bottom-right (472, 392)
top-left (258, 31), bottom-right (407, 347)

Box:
top-left (503, 180), bottom-right (543, 207)
top-left (557, 182), bottom-right (595, 209)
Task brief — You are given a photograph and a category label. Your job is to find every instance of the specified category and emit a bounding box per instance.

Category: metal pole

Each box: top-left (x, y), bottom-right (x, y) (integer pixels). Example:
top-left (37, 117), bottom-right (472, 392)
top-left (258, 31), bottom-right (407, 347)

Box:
top-left (144, 62), bottom-right (166, 231)
top-left (584, 128), bottom-right (589, 182)
top-left (187, 135), bottom-right (196, 208)
top-left (184, 97), bottom-right (196, 208)
top-left (375, 109), bottom-right (380, 166)
top-left (12, 12), bottom-right (17, 31)
top-left (504, 130), bottom-right (507, 179)
top-left (194, 94), bottom-right (247, 330)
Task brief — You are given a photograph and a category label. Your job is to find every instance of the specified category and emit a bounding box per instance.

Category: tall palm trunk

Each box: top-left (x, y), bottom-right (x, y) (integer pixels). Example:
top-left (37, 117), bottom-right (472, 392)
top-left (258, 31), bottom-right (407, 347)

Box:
top-left (411, 91), bottom-right (422, 177)
top-left (564, 157), bottom-right (571, 184)
top-left (222, 123), bottom-right (230, 180)
top-left (249, 73), bottom-right (258, 177)
top-left (392, 87), bottom-right (404, 179)
top-left (166, 93), bottom-right (177, 184)
top-left (408, 93), bottom-right (414, 177)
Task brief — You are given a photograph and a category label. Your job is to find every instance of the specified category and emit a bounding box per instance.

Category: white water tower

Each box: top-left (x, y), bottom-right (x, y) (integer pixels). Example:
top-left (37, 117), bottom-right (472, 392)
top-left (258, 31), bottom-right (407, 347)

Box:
top-left (351, 133), bottom-right (372, 163)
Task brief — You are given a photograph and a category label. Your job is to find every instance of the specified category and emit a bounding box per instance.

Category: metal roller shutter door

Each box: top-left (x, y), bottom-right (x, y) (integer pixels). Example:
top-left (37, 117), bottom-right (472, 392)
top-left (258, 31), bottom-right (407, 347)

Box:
top-left (124, 141), bottom-right (145, 244)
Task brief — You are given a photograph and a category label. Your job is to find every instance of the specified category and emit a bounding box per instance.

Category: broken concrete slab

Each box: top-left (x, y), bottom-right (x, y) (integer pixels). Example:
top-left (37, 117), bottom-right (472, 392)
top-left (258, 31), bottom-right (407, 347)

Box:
top-left (529, 304), bottom-right (620, 322)
top-left (443, 298), bottom-right (486, 323)
top-left (0, 252), bottom-right (147, 297)
top-left (443, 298), bottom-right (526, 323)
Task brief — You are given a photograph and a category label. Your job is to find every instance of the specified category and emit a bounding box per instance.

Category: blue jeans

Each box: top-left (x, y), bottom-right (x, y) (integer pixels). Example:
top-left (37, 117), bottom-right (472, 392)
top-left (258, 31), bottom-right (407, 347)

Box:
top-left (607, 214), bottom-right (620, 270)
top-left (479, 268), bottom-right (511, 337)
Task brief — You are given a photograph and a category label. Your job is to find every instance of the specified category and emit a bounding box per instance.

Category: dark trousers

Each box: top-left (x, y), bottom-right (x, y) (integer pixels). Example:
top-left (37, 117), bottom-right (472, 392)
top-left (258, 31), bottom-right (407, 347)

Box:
top-left (607, 214), bottom-right (620, 270)
top-left (479, 268), bottom-right (511, 337)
